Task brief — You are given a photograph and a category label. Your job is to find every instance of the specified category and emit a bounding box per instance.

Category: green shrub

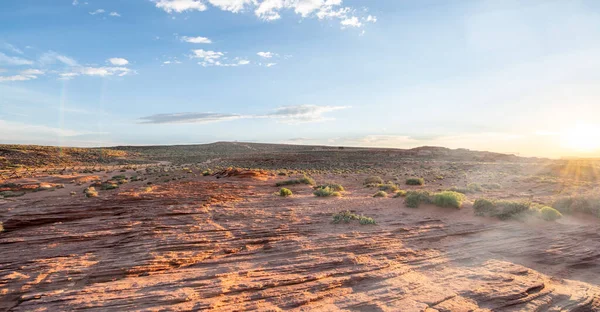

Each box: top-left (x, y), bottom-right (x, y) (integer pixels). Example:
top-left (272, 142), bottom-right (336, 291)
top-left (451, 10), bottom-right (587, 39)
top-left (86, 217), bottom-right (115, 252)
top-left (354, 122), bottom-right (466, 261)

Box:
top-left (405, 191), bottom-right (432, 208)
top-left (101, 183), bottom-right (119, 190)
top-left (373, 191), bottom-right (387, 198)
top-left (279, 188), bottom-right (293, 197)
top-left (406, 178), bottom-right (425, 186)
top-left (358, 216), bottom-right (376, 225)
top-left (394, 190), bottom-right (407, 198)
top-left (316, 183), bottom-right (344, 192)
top-left (552, 194), bottom-right (600, 217)
top-left (276, 175), bottom-right (315, 187)
top-left (538, 206), bottom-right (563, 221)
top-left (112, 175), bottom-right (127, 180)
top-left (449, 183), bottom-right (482, 194)
top-left (314, 186), bottom-right (342, 197)
top-left (202, 169), bottom-right (212, 176)
top-left (481, 183), bottom-right (502, 190)
top-left (332, 211), bottom-right (376, 225)
top-left (364, 176), bottom-right (384, 185)
top-left (432, 191), bottom-right (465, 209)
top-left (494, 201), bottom-right (531, 220)
top-left (473, 198), bottom-right (497, 216)
top-left (379, 183), bottom-right (399, 192)
top-left (0, 191), bottom-right (25, 198)
top-left (84, 187), bottom-right (98, 198)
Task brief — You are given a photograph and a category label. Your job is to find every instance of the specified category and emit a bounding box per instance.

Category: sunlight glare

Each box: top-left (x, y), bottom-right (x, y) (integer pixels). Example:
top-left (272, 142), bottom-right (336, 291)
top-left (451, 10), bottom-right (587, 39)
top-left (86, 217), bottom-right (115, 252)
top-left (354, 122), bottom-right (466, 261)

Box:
top-left (560, 123), bottom-right (600, 152)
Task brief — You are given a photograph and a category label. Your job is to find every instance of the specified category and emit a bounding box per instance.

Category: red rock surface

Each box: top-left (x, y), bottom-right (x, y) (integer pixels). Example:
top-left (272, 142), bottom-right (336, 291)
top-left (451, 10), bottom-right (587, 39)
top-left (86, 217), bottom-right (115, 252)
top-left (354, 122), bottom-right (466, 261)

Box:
top-left (1, 174), bottom-right (599, 311)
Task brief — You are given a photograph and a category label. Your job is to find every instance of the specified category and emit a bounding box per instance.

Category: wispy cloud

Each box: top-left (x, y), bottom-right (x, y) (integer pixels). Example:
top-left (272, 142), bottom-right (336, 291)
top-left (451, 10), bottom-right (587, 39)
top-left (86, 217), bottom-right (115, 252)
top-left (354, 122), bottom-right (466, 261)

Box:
top-left (39, 51), bottom-right (78, 67)
top-left (109, 12), bottom-right (121, 17)
top-left (60, 66), bottom-right (132, 78)
top-left (3, 43), bottom-right (24, 55)
top-left (139, 112), bottom-right (242, 124)
top-left (138, 105), bottom-right (349, 124)
top-left (0, 52), bottom-right (33, 66)
top-left (89, 9), bottom-right (105, 15)
top-left (181, 36), bottom-right (212, 44)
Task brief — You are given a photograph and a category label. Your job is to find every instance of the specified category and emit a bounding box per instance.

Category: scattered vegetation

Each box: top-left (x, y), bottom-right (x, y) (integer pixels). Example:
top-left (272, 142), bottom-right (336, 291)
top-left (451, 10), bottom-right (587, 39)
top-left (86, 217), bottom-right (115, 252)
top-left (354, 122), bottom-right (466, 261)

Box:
top-left (202, 169), bottom-right (212, 176)
top-left (373, 191), bottom-right (387, 198)
top-left (100, 182), bottom-right (119, 190)
top-left (315, 183), bottom-right (345, 192)
top-left (481, 183), bottom-right (502, 190)
top-left (332, 210), bottom-right (376, 225)
top-left (279, 188), bottom-right (293, 197)
top-left (406, 178), bottom-right (425, 186)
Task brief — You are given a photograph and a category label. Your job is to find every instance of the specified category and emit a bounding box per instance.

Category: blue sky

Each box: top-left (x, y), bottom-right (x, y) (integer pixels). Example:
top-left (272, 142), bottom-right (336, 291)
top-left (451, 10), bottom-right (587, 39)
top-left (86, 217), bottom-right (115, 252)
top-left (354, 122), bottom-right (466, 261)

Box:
top-left (1, 0), bottom-right (600, 158)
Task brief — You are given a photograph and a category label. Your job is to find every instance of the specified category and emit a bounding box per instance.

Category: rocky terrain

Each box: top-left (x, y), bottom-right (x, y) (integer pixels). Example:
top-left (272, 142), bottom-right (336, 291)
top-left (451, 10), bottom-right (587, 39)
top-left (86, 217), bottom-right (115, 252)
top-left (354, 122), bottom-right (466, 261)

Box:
top-left (0, 143), bottom-right (599, 311)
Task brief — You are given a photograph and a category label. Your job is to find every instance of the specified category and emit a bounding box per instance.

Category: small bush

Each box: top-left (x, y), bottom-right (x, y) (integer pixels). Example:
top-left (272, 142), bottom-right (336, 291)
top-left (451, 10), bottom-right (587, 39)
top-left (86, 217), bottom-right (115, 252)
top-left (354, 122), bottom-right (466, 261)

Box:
top-left (332, 211), bottom-right (376, 225)
top-left (359, 216), bottom-right (376, 225)
top-left (432, 191), bottom-right (465, 209)
top-left (449, 183), bottom-right (482, 194)
top-left (279, 188), bottom-right (293, 197)
top-left (202, 169), bottom-right (212, 176)
top-left (482, 183), bottom-right (502, 190)
top-left (364, 176), bottom-right (384, 185)
top-left (405, 191), bottom-right (432, 208)
top-left (100, 183), bottom-right (119, 190)
top-left (0, 221), bottom-right (3, 232)
top-left (373, 191), bottom-right (387, 198)
top-left (314, 186), bottom-right (342, 197)
top-left (84, 187), bottom-right (98, 198)
top-left (539, 206), bottom-right (563, 221)
top-left (406, 178), bottom-right (425, 186)
top-left (473, 198), bottom-right (496, 216)
top-left (379, 183), bottom-right (399, 193)
top-left (112, 175), bottom-right (127, 180)
top-left (394, 190), bottom-right (407, 198)
top-left (0, 191), bottom-right (25, 198)
top-left (276, 175), bottom-right (315, 187)
top-left (552, 194), bottom-right (600, 217)
top-left (316, 183), bottom-right (345, 192)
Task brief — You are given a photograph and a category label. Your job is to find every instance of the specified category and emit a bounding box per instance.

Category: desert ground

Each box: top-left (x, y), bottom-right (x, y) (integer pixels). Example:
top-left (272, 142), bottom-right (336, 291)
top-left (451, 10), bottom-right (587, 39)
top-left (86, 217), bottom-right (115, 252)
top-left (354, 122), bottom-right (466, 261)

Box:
top-left (1, 142), bottom-right (599, 311)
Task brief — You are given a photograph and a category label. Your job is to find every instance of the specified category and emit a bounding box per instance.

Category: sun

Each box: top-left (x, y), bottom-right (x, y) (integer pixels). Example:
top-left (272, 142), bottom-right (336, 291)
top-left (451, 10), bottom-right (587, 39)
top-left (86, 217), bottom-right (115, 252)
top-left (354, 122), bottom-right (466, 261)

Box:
top-left (560, 123), bottom-right (600, 152)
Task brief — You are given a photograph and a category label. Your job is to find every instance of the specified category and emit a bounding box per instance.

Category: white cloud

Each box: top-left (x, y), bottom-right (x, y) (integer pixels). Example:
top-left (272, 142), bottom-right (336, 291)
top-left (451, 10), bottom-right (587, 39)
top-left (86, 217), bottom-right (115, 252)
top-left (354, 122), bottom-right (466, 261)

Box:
top-left (155, 0), bottom-right (207, 13)
top-left (265, 62), bottom-right (276, 67)
top-left (72, 0), bottom-right (79, 5)
top-left (39, 51), bottom-right (78, 67)
top-left (181, 36), bottom-right (212, 44)
top-left (108, 57), bottom-right (129, 66)
top-left (206, 0), bottom-right (253, 13)
top-left (109, 12), bottom-right (121, 17)
top-left (191, 49), bottom-right (223, 62)
top-left (152, 0), bottom-right (375, 29)
top-left (0, 52), bottom-right (33, 66)
top-left (89, 9), bottom-right (105, 15)
top-left (341, 16), bottom-right (361, 28)
top-left (0, 119), bottom-right (104, 143)
top-left (257, 51), bottom-right (276, 58)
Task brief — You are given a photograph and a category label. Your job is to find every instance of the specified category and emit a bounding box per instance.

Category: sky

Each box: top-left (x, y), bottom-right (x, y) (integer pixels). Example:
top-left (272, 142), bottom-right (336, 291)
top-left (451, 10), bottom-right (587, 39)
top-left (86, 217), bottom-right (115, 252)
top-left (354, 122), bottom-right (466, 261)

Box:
top-left (1, 0), bottom-right (600, 158)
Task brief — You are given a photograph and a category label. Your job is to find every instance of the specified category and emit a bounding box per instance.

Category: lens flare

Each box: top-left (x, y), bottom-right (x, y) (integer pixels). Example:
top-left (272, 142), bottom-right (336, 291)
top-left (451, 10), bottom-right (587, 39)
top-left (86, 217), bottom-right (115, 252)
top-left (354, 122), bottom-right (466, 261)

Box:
top-left (560, 123), bottom-right (600, 152)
